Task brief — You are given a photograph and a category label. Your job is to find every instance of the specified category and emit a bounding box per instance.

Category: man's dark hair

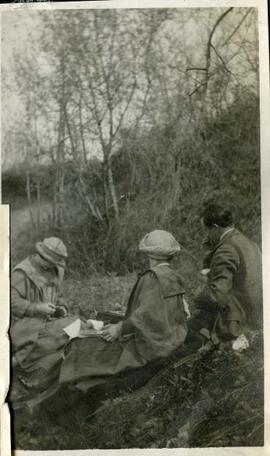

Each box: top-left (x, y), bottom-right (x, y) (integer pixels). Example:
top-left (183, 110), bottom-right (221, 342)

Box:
top-left (201, 203), bottom-right (233, 228)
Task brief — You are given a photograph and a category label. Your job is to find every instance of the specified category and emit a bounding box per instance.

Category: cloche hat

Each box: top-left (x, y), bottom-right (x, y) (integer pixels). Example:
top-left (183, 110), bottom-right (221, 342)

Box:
top-left (36, 237), bottom-right (68, 267)
top-left (139, 230), bottom-right (181, 260)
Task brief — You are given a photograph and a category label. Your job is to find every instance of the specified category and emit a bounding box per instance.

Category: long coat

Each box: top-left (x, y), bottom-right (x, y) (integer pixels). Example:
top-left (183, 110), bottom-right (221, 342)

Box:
top-left (59, 264), bottom-right (188, 388)
top-left (195, 229), bottom-right (262, 338)
top-left (10, 255), bottom-right (76, 376)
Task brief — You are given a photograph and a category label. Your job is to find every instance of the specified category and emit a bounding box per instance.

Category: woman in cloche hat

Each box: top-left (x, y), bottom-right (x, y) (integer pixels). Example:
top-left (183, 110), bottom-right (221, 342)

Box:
top-left (10, 237), bottom-right (77, 406)
top-left (60, 230), bottom-right (189, 392)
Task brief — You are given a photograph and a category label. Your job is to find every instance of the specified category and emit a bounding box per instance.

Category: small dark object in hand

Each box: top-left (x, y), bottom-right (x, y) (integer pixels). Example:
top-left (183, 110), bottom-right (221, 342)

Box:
top-left (54, 307), bottom-right (67, 318)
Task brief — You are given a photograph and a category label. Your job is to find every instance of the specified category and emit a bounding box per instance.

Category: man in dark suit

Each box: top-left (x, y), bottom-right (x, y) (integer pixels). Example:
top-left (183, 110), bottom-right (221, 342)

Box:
top-left (192, 203), bottom-right (262, 344)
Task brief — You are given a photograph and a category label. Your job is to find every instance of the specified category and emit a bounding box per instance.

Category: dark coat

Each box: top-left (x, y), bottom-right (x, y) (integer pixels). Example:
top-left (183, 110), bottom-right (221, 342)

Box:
top-left (195, 229), bottom-right (262, 338)
top-left (59, 264), bottom-right (188, 387)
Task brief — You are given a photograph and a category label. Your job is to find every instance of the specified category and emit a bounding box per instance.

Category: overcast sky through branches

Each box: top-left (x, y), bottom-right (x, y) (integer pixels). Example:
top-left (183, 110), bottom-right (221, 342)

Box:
top-left (1, 7), bottom-right (258, 169)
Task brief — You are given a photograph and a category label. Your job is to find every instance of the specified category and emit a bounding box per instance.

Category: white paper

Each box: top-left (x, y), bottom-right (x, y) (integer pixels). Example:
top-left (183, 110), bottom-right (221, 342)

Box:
top-left (63, 319), bottom-right (81, 339)
top-left (86, 319), bottom-right (104, 331)
top-left (63, 319), bottom-right (104, 339)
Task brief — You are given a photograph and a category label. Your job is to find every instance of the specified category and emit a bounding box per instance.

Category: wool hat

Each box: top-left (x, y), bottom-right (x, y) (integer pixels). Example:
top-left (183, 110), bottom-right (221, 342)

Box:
top-left (36, 237), bottom-right (68, 267)
top-left (139, 230), bottom-right (181, 260)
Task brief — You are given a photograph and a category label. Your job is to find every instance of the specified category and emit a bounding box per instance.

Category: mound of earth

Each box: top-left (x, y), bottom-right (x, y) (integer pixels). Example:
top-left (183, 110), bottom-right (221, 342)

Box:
top-left (13, 331), bottom-right (263, 450)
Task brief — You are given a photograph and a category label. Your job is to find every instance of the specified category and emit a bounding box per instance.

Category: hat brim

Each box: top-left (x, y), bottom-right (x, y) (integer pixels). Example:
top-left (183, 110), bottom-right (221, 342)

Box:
top-left (146, 253), bottom-right (173, 260)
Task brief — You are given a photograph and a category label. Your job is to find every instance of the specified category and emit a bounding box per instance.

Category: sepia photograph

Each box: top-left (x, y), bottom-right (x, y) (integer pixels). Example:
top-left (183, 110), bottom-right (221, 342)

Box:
top-left (0, 1), bottom-right (268, 452)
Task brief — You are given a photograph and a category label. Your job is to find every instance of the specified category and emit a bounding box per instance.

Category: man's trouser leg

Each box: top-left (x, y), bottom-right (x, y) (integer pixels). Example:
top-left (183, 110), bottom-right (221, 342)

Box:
top-left (185, 308), bottom-right (218, 350)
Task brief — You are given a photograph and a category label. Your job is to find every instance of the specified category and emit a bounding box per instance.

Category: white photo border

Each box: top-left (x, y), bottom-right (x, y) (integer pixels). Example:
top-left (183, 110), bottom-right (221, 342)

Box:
top-left (0, 1), bottom-right (269, 455)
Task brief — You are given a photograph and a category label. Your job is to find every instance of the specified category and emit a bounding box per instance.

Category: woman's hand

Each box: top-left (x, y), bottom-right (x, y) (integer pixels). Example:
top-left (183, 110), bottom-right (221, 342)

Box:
top-left (35, 302), bottom-right (56, 317)
top-left (100, 322), bottom-right (123, 342)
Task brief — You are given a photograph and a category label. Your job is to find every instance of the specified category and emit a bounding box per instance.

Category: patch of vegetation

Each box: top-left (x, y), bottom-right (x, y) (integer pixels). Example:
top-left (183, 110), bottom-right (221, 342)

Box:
top-left (13, 332), bottom-right (263, 449)
top-left (81, 334), bottom-right (263, 449)
top-left (64, 274), bottom-right (136, 317)
top-left (5, 91), bottom-right (261, 276)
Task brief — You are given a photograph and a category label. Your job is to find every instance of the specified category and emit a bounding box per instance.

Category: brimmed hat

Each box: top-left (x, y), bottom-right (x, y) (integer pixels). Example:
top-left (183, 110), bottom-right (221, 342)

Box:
top-left (139, 230), bottom-right (181, 260)
top-left (36, 237), bottom-right (68, 267)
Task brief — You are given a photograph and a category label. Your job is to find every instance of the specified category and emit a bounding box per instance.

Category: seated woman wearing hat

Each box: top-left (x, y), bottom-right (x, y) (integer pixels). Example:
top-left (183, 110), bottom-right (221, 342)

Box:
top-left (59, 230), bottom-right (188, 391)
top-left (10, 237), bottom-right (77, 404)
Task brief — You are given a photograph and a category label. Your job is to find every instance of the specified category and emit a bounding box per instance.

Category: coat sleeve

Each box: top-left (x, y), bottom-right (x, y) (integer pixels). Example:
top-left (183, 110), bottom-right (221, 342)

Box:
top-left (121, 272), bottom-right (162, 336)
top-left (11, 270), bottom-right (36, 318)
top-left (195, 243), bottom-right (240, 310)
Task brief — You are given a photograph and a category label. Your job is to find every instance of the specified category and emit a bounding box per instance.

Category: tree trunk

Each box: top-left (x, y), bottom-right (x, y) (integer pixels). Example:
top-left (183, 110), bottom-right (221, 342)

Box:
top-left (107, 159), bottom-right (119, 221)
top-left (79, 95), bottom-right (88, 165)
top-left (58, 172), bottom-right (65, 226)
top-left (103, 157), bottom-right (111, 225)
top-left (56, 111), bottom-right (65, 227)
top-left (102, 154), bottom-right (120, 223)
top-left (64, 103), bottom-right (103, 222)
top-left (52, 185), bottom-right (57, 228)
top-left (36, 171), bottom-right (41, 232)
top-left (26, 168), bottom-right (36, 235)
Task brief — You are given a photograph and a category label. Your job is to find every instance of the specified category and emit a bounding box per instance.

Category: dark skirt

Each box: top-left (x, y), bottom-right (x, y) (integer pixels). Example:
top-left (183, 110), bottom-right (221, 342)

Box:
top-left (59, 336), bottom-right (146, 388)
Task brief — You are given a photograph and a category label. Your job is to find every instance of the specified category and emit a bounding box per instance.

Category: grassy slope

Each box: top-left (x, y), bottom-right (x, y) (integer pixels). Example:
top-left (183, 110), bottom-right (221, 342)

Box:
top-left (14, 329), bottom-right (263, 450)
top-left (12, 270), bottom-right (263, 450)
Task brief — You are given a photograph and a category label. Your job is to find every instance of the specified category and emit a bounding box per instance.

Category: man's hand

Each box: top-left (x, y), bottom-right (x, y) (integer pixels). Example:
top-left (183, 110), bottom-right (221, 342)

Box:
top-left (100, 322), bottom-right (123, 342)
top-left (35, 302), bottom-right (56, 317)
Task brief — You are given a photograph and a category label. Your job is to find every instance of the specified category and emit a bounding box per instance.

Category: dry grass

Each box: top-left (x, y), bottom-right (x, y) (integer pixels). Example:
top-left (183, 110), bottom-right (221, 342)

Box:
top-left (64, 273), bottom-right (136, 316)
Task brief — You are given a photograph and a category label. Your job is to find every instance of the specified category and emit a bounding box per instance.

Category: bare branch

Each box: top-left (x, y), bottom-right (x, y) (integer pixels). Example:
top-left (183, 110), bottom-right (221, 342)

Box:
top-left (186, 68), bottom-right (207, 72)
top-left (210, 44), bottom-right (234, 75)
top-left (204, 7), bottom-right (234, 90)
top-left (222, 8), bottom-right (252, 47)
top-left (110, 77), bottom-right (138, 152)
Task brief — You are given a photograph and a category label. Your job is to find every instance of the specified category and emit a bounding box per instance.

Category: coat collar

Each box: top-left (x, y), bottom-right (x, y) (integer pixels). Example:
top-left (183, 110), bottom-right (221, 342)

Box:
top-left (219, 227), bottom-right (235, 242)
top-left (149, 264), bottom-right (185, 297)
top-left (213, 228), bottom-right (238, 252)
top-left (13, 255), bottom-right (60, 289)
